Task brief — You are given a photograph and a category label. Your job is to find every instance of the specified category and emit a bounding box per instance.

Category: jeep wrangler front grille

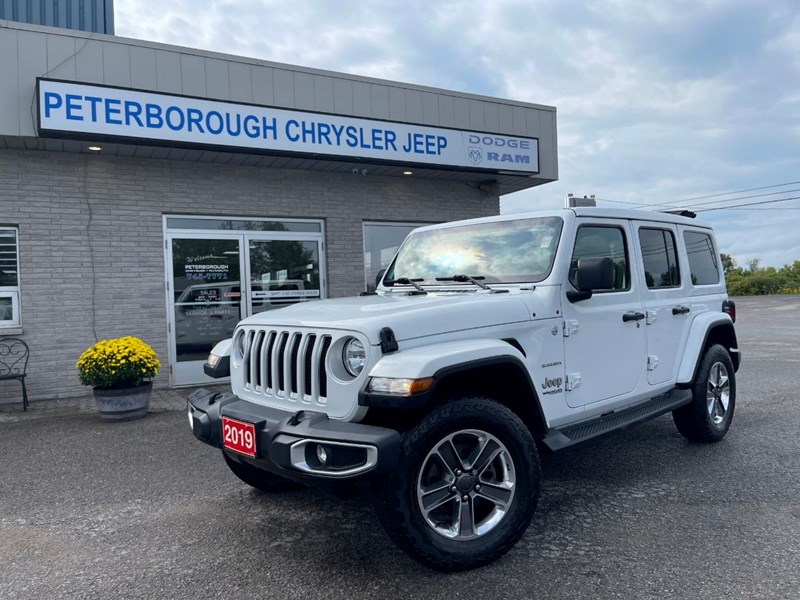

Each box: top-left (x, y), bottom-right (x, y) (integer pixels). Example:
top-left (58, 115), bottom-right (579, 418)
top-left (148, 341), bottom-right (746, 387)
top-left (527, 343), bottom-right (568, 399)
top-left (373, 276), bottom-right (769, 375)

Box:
top-left (242, 328), bottom-right (332, 405)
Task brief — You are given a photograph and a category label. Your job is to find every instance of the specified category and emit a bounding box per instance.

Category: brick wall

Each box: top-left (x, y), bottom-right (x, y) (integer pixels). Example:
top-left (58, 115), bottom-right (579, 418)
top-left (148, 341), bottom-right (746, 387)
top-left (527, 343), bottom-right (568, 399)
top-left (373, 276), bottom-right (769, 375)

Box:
top-left (0, 149), bottom-right (499, 403)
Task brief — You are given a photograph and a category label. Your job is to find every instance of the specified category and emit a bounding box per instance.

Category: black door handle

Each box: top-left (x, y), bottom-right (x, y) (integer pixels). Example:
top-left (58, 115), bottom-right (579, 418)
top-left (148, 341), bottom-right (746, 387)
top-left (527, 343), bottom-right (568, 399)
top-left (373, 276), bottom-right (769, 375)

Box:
top-left (623, 311), bottom-right (646, 322)
top-left (672, 306), bottom-right (691, 315)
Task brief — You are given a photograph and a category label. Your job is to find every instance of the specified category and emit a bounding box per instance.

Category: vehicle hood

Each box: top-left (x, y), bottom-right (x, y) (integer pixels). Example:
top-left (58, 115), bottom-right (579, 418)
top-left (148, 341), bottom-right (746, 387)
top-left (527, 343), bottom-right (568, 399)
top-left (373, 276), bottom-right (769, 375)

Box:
top-left (238, 291), bottom-right (536, 344)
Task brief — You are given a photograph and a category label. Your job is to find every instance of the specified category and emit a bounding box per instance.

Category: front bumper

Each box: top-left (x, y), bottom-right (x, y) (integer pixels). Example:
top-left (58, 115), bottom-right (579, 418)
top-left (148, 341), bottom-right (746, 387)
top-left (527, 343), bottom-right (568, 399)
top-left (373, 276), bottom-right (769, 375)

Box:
top-left (187, 388), bottom-right (401, 486)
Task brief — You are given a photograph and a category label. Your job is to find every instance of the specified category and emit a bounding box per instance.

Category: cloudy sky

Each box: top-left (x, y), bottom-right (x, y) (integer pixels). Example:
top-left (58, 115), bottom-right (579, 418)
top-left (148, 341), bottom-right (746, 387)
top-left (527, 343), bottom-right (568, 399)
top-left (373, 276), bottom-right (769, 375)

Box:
top-left (115, 0), bottom-right (800, 267)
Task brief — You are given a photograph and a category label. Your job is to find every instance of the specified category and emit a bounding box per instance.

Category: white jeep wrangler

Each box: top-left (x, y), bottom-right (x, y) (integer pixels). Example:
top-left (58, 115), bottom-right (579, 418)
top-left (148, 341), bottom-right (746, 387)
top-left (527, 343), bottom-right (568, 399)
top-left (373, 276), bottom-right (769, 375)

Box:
top-left (188, 204), bottom-right (740, 571)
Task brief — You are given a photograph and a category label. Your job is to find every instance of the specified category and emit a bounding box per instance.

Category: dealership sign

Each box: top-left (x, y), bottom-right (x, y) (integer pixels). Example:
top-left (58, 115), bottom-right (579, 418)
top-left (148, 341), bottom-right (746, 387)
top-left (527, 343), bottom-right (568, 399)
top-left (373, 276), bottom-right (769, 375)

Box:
top-left (37, 79), bottom-right (538, 173)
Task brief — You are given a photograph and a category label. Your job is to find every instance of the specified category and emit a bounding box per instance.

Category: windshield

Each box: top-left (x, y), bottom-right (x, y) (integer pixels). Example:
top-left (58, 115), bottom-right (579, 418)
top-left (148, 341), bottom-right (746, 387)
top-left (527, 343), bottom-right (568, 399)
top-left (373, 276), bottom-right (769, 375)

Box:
top-left (384, 217), bottom-right (564, 285)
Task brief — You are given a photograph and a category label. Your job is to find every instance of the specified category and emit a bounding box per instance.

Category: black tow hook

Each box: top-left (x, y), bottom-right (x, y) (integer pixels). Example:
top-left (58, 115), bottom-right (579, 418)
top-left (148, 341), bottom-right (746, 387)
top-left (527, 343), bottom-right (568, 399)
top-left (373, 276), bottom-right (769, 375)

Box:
top-left (288, 410), bottom-right (305, 426)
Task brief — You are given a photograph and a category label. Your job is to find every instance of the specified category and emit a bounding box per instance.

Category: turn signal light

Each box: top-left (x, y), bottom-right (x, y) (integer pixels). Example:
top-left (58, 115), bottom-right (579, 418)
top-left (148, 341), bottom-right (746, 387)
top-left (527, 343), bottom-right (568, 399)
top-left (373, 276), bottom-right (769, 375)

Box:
top-left (368, 376), bottom-right (434, 396)
top-left (408, 378), bottom-right (434, 394)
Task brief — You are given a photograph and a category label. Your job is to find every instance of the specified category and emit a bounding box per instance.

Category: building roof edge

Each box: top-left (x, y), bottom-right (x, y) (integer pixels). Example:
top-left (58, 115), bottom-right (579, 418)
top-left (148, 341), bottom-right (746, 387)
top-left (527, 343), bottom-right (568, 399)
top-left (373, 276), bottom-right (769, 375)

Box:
top-left (0, 19), bottom-right (556, 113)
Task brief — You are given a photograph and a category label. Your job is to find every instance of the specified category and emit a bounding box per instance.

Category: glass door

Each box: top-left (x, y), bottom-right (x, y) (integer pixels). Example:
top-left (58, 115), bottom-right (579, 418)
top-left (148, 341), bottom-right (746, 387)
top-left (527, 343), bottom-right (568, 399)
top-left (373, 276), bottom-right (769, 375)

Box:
top-left (164, 217), bottom-right (326, 386)
top-left (245, 237), bottom-right (322, 315)
top-left (168, 235), bottom-right (244, 385)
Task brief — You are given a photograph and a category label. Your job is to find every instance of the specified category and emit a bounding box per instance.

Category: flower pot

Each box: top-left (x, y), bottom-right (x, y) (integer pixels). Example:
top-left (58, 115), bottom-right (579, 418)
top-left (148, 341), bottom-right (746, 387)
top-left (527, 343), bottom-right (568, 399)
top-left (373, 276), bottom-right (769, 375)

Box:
top-left (93, 382), bottom-right (152, 422)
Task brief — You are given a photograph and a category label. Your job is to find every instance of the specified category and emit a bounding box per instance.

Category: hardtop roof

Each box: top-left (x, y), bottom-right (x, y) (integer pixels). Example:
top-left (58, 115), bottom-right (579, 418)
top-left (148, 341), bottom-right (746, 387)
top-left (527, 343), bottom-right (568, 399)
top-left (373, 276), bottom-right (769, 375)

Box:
top-left (568, 206), bottom-right (710, 227)
top-left (413, 206), bottom-right (712, 233)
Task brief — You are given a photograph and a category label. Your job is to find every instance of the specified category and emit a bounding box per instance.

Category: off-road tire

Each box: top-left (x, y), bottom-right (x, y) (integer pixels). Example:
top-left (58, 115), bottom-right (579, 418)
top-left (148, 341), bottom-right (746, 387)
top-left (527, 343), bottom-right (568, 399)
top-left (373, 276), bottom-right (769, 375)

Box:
top-left (375, 397), bottom-right (540, 571)
top-left (222, 451), bottom-right (299, 492)
top-left (673, 344), bottom-right (736, 442)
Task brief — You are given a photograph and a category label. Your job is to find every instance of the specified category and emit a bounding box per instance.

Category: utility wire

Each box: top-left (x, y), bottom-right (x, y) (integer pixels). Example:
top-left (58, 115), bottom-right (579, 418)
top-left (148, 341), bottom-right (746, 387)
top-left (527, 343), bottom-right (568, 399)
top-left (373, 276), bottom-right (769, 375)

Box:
top-left (593, 197), bottom-right (654, 208)
top-left (695, 195), bottom-right (800, 212)
top-left (717, 206), bottom-right (800, 211)
top-left (596, 182), bottom-right (800, 212)
top-left (659, 188), bottom-right (800, 210)
top-left (678, 180), bottom-right (800, 203)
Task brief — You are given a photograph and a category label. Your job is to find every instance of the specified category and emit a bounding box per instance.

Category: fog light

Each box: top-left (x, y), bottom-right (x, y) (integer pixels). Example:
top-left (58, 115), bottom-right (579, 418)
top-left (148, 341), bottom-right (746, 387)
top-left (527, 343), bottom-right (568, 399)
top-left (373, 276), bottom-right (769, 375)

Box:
top-left (316, 444), bottom-right (328, 465)
top-left (187, 406), bottom-right (194, 431)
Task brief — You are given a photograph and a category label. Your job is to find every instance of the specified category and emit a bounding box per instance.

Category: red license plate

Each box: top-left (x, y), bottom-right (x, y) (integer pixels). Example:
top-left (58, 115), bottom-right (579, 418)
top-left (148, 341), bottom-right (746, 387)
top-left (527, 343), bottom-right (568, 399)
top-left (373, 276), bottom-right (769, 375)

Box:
top-left (221, 416), bottom-right (257, 457)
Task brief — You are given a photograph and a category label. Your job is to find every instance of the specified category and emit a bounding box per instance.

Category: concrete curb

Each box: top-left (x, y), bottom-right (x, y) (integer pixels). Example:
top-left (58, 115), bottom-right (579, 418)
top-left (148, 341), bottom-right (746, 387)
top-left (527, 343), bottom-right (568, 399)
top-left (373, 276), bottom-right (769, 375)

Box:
top-left (0, 384), bottom-right (228, 421)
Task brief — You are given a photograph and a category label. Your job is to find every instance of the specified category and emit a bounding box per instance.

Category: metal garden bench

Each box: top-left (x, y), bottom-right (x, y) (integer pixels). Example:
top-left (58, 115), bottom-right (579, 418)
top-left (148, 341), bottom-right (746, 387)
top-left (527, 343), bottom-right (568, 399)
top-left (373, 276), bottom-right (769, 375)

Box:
top-left (0, 338), bottom-right (29, 410)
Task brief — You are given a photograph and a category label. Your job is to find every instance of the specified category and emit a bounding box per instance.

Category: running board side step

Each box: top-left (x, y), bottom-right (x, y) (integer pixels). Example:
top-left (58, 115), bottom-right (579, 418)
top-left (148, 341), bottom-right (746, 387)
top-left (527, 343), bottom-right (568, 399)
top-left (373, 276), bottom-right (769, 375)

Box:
top-left (542, 388), bottom-right (693, 451)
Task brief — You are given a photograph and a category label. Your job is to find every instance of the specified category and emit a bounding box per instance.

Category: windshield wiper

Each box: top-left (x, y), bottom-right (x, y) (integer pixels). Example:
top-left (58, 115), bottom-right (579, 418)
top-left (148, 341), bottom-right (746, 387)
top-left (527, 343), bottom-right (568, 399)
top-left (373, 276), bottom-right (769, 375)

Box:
top-left (435, 274), bottom-right (509, 293)
top-left (384, 277), bottom-right (428, 295)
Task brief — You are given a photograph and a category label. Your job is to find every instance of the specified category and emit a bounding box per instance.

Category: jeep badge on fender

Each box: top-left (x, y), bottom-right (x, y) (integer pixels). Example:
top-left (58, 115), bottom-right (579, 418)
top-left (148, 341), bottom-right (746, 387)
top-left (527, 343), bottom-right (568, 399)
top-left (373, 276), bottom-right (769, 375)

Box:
top-left (187, 203), bottom-right (740, 571)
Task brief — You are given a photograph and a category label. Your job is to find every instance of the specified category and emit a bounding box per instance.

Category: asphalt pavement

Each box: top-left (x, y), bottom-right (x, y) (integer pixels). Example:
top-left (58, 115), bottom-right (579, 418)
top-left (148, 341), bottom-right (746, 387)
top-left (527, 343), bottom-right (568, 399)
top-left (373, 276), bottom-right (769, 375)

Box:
top-left (1, 296), bottom-right (798, 599)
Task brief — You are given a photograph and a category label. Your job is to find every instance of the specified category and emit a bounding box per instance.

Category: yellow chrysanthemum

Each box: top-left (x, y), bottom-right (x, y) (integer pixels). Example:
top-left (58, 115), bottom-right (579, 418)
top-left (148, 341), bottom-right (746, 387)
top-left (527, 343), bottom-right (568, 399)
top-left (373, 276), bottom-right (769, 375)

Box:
top-left (76, 336), bottom-right (159, 388)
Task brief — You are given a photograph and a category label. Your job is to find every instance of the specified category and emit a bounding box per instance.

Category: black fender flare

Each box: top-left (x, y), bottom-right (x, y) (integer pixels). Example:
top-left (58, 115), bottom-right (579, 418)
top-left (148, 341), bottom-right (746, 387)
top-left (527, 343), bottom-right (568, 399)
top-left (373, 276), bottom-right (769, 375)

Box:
top-left (359, 356), bottom-right (549, 437)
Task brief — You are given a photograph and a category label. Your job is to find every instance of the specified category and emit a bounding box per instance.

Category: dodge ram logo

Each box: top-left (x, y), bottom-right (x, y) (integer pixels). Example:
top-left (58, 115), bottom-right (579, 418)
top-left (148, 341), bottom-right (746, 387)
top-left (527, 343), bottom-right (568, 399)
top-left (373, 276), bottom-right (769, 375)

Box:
top-left (467, 147), bottom-right (482, 164)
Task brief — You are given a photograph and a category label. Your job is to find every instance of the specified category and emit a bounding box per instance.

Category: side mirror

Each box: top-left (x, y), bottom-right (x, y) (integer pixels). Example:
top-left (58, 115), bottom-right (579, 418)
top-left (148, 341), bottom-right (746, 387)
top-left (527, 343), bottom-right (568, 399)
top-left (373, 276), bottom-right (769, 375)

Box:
top-left (567, 257), bottom-right (614, 302)
top-left (375, 268), bottom-right (387, 288)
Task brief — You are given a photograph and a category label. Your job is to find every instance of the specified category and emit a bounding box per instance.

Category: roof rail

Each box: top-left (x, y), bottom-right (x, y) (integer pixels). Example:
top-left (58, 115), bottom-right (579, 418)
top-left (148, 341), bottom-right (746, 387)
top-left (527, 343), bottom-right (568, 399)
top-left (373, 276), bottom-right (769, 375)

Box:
top-left (662, 209), bottom-right (696, 219)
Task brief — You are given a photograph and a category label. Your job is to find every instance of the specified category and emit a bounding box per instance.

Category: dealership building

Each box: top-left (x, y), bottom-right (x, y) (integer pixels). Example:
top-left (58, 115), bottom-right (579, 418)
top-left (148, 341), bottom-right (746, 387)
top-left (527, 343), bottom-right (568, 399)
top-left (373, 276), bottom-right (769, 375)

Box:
top-left (0, 14), bottom-right (557, 404)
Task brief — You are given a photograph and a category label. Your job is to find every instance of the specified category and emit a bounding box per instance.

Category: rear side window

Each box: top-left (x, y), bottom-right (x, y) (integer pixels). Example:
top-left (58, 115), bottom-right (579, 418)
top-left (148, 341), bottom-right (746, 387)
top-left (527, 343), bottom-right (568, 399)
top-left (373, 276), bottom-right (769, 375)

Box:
top-left (684, 231), bottom-right (720, 285)
top-left (569, 226), bottom-right (629, 291)
top-left (639, 228), bottom-right (680, 289)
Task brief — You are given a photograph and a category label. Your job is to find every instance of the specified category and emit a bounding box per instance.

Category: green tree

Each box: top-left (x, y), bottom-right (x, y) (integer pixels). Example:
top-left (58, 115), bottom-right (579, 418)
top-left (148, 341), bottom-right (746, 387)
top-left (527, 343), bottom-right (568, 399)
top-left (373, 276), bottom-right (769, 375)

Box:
top-left (720, 253), bottom-right (737, 275)
top-left (724, 257), bottom-right (800, 296)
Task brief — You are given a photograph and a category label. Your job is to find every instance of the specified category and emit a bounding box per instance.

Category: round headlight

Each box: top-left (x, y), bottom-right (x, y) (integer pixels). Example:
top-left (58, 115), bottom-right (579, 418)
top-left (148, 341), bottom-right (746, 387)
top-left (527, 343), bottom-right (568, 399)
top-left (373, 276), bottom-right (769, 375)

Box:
top-left (342, 338), bottom-right (366, 377)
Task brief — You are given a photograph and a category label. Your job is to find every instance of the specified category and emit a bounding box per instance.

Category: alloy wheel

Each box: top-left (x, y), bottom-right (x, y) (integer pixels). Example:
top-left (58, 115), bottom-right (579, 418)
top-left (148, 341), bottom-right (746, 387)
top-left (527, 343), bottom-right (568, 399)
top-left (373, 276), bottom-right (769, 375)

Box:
top-left (706, 361), bottom-right (731, 425)
top-left (415, 429), bottom-right (516, 540)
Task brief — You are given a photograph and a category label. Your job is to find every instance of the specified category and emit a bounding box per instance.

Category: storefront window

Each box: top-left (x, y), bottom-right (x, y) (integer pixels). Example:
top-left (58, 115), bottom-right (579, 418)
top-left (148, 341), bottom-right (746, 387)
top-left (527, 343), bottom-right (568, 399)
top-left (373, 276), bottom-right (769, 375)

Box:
top-left (0, 228), bottom-right (20, 327)
top-left (166, 217), bottom-right (321, 233)
top-left (248, 239), bottom-right (321, 315)
top-left (364, 222), bottom-right (430, 291)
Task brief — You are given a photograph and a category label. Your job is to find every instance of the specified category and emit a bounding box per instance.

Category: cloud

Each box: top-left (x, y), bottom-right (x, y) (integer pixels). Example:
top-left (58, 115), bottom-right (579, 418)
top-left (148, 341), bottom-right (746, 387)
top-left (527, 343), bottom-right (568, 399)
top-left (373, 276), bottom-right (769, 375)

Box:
top-left (114, 0), bottom-right (800, 266)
